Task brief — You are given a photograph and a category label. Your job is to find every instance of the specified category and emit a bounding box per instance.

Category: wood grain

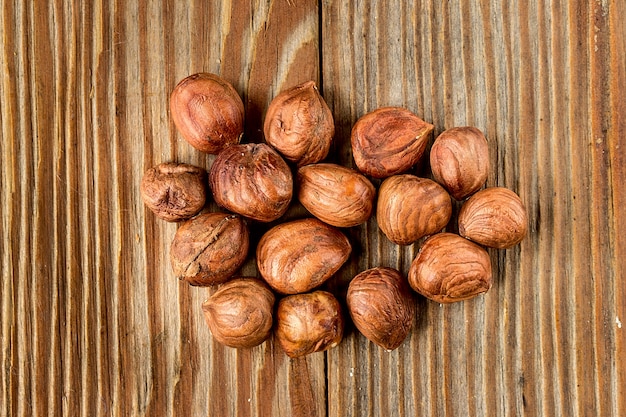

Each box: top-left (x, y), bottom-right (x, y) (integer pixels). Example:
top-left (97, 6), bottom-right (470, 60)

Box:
top-left (1, 0), bottom-right (624, 416)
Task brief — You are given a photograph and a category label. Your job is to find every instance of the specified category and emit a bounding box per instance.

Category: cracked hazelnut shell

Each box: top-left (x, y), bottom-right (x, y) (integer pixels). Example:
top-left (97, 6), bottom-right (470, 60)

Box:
top-left (264, 81), bottom-right (334, 166)
top-left (346, 267), bottom-right (415, 350)
top-left (430, 126), bottom-right (489, 200)
top-left (170, 212), bottom-right (249, 286)
top-left (408, 233), bottom-right (492, 303)
top-left (202, 278), bottom-right (275, 348)
top-left (170, 73), bottom-right (244, 154)
top-left (275, 291), bottom-right (344, 358)
top-left (209, 143), bottom-right (293, 222)
top-left (351, 107), bottom-right (434, 178)
top-left (458, 186), bottom-right (528, 249)
top-left (256, 218), bottom-right (351, 294)
top-left (377, 175), bottom-right (452, 245)
top-left (140, 162), bottom-right (207, 222)
top-left (297, 163), bottom-right (376, 227)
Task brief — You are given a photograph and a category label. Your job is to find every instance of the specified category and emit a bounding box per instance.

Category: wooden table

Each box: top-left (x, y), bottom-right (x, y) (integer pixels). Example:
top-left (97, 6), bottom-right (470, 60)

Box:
top-left (2, 1), bottom-right (625, 416)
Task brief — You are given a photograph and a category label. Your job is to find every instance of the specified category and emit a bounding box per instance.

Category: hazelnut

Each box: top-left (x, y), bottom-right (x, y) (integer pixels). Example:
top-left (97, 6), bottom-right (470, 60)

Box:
top-left (275, 291), bottom-right (344, 358)
top-left (256, 218), bottom-right (351, 294)
top-left (264, 81), bottom-right (334, 166)
top-left (201, 278), bottom-right (275, 348)
top-left (351, 107), bottom-right (434, 178)
top-left (140, 162), bottom-right (207, 222)
top-left (297, 163), bottom-right (376, 228)
top-left (458, 187), bottom-right (528, 249)
top-left (209, 143), bottom-right (293, 222)
top-left (170, 73), bottom-right (244, 154)
top-left (346, 267), bottom-right (415, 350)
top-left (408, 233), bottom-right (492, 303)
top-left (170, 212), bottom-right (249, 286)
top-left (430, 126), bottom-right (489, 200)
top-left (376, 175), bottom-right (452, 245)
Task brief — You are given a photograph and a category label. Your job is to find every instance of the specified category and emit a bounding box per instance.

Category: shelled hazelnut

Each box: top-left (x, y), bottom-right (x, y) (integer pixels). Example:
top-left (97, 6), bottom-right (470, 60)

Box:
top-left (140, 162), bottom-right (207, 222)
top-left (275, 291), bottom-right (344, 358)
top-left (351, 107), bottom-right (434, 178)
top-left (209, 143), bottom-right (293, 223)
top-left (202, 278), bottom-right (275, 348)
top-left (408, 233), bottom-right (492, 303)
top-left (346, 267), bottom-right (415, 350)
top-left (376, 175), bottom-right (452, 245)
top-left (264, 81), bottom-right (334, 167)
top-left (430, 126), bottom-right (489, 200)
top-left (256, 218), bottom-right (351, 294)
top-left (170, 212), bottom-right (249, 286)
top-left (458, 187), bottom-right (528, 249)
top-left (170, 73), bottom-right (244, 154)
top-left (297, 163), bottom-right (376, 228)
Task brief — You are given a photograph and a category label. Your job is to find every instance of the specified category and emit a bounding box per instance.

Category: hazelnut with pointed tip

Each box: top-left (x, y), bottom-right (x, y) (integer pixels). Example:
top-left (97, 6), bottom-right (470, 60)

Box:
top-left (264, 81), bottom-right (334, 166)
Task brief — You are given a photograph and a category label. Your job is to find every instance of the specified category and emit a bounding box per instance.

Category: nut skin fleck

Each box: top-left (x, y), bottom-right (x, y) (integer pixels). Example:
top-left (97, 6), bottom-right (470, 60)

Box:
top-left (346, 267), bottom-right (415, 350)
top-left (297, 163), bottom-right (376, 228)
top-left (408, 233), bottom-right (493, 303)
top-left (275, 291), bottom-right (344, 358)
top-left (170, 212), bottom-right (249, 286)
top-left (140, 162), bottom-right (207, 222)
top-left (351, 107), bottom-right (434, 178)
top-left (209, 143), bottom-right (293, 223)
top-left (170, 73), bottom-right (244, 154)
top-left (458, 187), bottom-right (528, 249)
top-left (377, 175), bottom-right (452, 245)
top-left (264, 81), bottom-right (334, 167)
top-left (202, 277), bottom-right (275, 348)
top-left (256, 218), bottom-right (351, 294)
top-left (430, 126), bottom-right (489, 200)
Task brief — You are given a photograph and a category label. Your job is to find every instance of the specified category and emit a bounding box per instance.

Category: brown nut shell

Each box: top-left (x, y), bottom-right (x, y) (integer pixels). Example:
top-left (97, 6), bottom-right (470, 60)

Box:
top-left (209, 143), bottom-right (293, 222)
top-left (377, 175), bottom-right (452, 245)
top-left (346, 267), bottom-right (415, 350)
top-left (458, 187), bottom-right (528, 249)
top-left (170, 212), bottom-right (249, 286)
top-left (256, 218), bottom-right (351, 294)
top-left (408, 233), bottom-right (492, 303)
top-left (170, 73), bottom-right (244, 154)
top-left (297, 163), bottom-right (376, 227)
top-left (430, 126), bottom-right (489, 200)
top-left (202, 278), bottom-right (275, 348)
top-left (140, 162), bottom-right (207, 222)
top-left (264, 81), bottom-right (334, 166)
top-left (275, 291), bottom-right (344, 358)
top-left (351, 107), bottom-right (434, 178)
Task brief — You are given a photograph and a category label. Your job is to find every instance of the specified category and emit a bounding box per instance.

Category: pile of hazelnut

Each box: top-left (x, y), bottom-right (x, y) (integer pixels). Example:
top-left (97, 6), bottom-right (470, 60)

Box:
top-left (141, 73), bottom-right (528, 357)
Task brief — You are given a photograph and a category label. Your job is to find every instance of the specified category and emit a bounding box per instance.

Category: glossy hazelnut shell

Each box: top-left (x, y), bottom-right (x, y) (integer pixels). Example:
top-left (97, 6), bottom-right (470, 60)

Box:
top-left (275, 291), bottom-right (344, 358)
top-left (170, 212), bottom-right (249, 286)
top-left (408, 233), bottom-right (492, 303)
top-left (297, 163), bottom-right (376, 227)
top-left (264, 81), bottom-right (334, 166)
top-left (256, 218), bottom-right (351, 294)
top-left (202, 278), bottom-right (275, 348)
top-left (140, 162), bottom-right (207, 222)
top-left (170, 73), bottom-right (244, 154)
top-left (458, 187), bottom-right (528, 249)
top-left (377, 175), bottom-right (452, 245)
top-left (351, 107), bottom-right (434, 178)
top-left (209, 143), bottom-right (293, 223)
top-left (346, 267), bottom-right (415, 350)
top-left (430, 126), bottom-right (489, 200)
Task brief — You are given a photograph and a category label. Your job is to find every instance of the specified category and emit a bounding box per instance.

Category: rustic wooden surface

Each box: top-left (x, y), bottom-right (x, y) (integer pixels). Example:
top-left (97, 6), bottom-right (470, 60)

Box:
top-left (1, 0), bottom-right (625, 416)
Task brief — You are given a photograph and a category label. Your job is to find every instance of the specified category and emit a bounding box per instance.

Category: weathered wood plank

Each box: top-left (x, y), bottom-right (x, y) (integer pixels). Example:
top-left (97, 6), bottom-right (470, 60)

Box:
top-left (321, 0), bottom-right (626, 416)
